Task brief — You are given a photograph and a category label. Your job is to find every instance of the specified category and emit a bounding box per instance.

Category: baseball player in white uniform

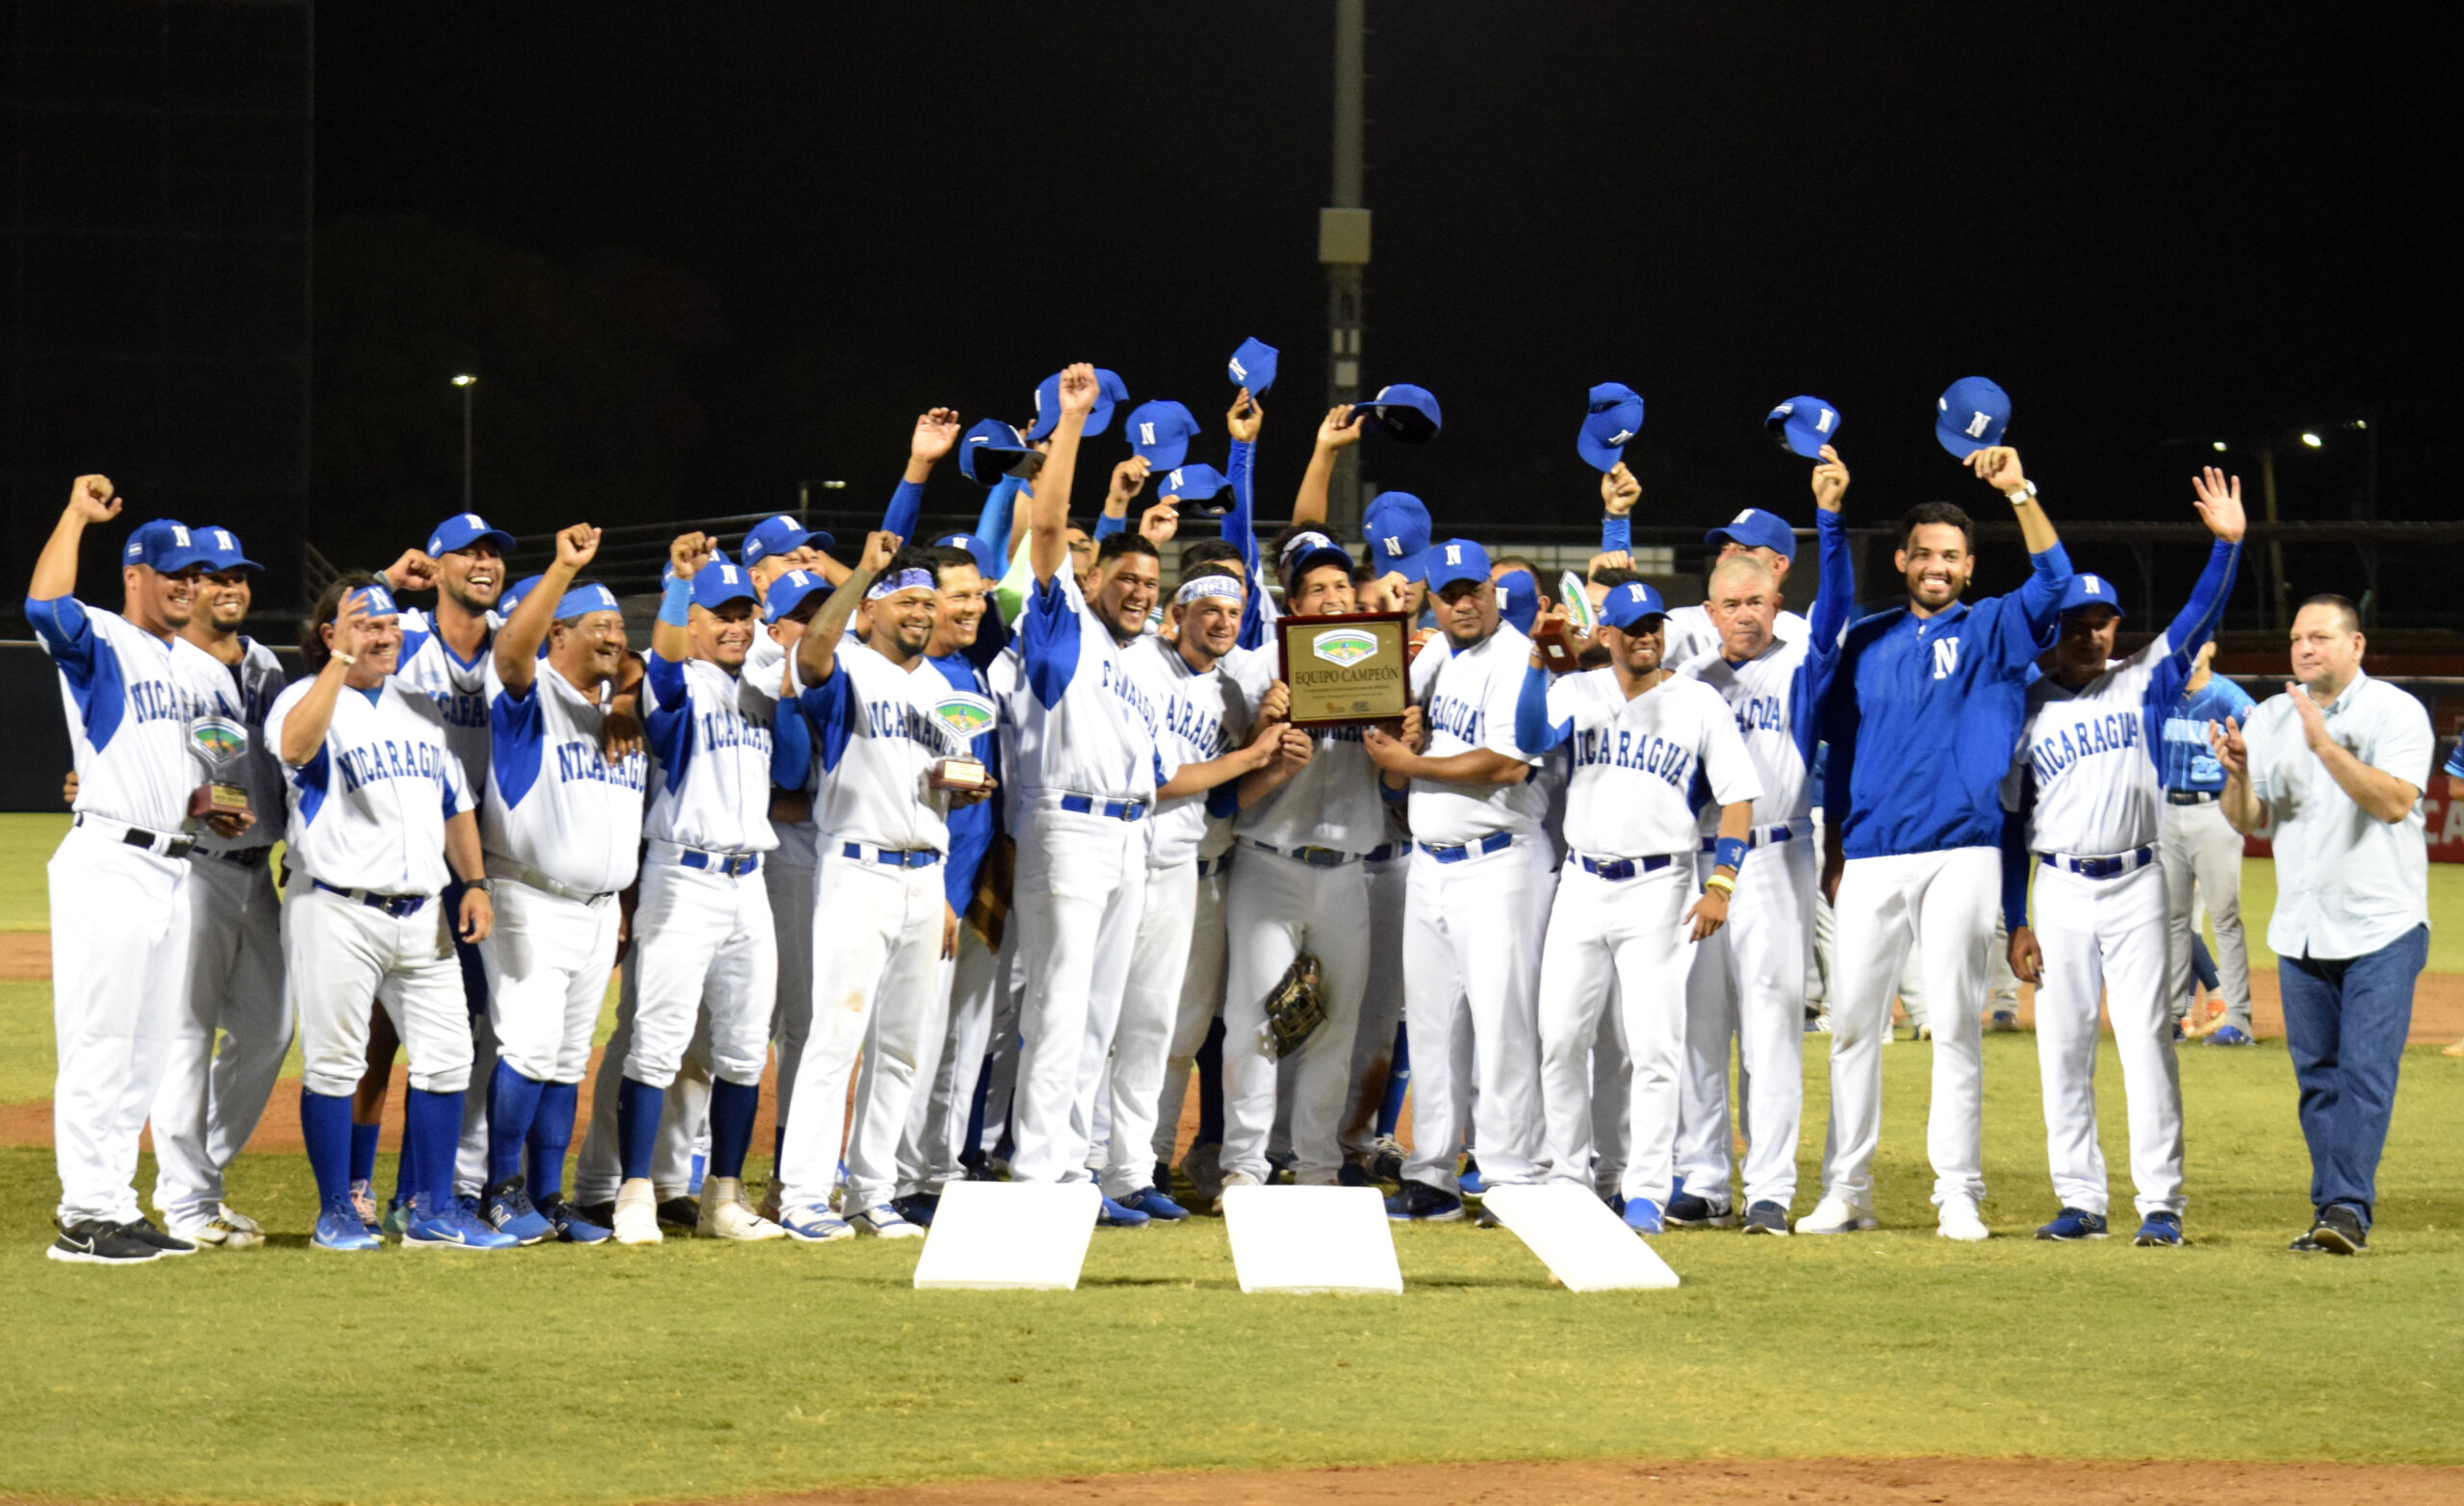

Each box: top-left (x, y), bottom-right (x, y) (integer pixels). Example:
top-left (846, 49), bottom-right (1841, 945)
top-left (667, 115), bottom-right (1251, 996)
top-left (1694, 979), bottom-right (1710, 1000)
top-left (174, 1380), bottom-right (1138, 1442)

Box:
top-left (152, 526), bottom-right (290, 1249)
top-left (1668, 451), bottom-right (1853, 1235)
top-left (1519, 581), bottom-right (1761, 1232)
top-left (1603, 463), bottom-right (1809, 671)
top-left (774, 534), bottom-right (988, 1240)
top-left (475, 525), bottom-right (648, 1242)
top-left (266, 577), bottom-right (508, 1251)
top-left (1363, 539), bottom-right (1548, 1220)
top-left (30, 483), bottom-right (244, 1264)
top-left (2003, 471), bottom-right (2245, 1245)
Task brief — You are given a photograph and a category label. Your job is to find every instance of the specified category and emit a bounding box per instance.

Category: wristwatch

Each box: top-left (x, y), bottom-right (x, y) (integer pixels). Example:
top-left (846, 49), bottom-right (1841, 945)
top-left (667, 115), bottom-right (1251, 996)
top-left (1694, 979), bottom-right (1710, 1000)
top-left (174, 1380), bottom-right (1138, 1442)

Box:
top-left (2004, 479), bottom-right (2039, 504)
top-left (465, 877), bottom-right (495, 897)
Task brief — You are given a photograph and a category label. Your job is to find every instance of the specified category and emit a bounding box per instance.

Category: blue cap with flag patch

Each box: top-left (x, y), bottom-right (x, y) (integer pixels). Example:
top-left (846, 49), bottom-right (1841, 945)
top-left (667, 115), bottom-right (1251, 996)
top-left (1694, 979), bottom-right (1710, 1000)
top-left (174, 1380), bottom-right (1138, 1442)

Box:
top-left (124, 520), bottom-right (208, 573)
top-left (426, 512), bottom-right (516, 557)
top-left (1025, 368), bottom-right (1129, 441)
top-left (1124, 400), bottom-right (1200, 470)
top-left (1765, 396), bottom-right (1842, 459)
top-left (191, 524), bottom-right (262, 573)
top-left (1494, 567), bottom-right (1540, 634)
top-left (500, 574), bottom-right (546, 618)
top-left (554, 582), bottom-right (622, 621)
top-left (1426, 538), bottom-right (1492, 592)
top-left (1706, 508), bottom-right (1797, 563)
top-left (1936, 375), bottom-right (2012, 458)
top-left (1228, 337), bottom-right (1278, 397)
top-left (1600, 578), bottom-right (1669, 630)
top-left (1349, 383), bottom-right (1443, 444)
top-left (1577, 383), bottom-right (1645, 472)
top-left (2058, 573), bottom-right (2124, 618)
top-left (1362, 492), bottom-right (1432, 582)
top-left (764, 568), bottom-right (828, 624)
top-left (691, 558), bottom-right (757, 611)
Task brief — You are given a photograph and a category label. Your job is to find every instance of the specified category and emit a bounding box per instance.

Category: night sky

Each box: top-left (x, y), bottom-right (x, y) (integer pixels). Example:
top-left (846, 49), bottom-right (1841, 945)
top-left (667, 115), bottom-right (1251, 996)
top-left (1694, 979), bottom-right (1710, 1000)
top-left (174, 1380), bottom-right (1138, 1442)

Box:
top-left (314, 6), bottom-right (2457, 568)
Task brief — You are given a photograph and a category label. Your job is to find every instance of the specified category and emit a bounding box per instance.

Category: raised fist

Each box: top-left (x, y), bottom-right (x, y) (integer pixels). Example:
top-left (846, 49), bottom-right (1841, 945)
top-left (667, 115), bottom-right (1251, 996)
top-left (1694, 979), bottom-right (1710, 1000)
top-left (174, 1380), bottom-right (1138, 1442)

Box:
top-left (67, 474), bottom-right (120, 524)
top-left (1107, 457), bottom-right (1152, 511)
top-left (859, 529), bottom-right (902, 575)
top-left (1056, 363), bottom-right (1099, 419)
top-left (668, 531), bottom-right (716, 580)
top-left (384, 549), bottom-right (440, 594)
top-left (554, 523), bottom-right (602, 570)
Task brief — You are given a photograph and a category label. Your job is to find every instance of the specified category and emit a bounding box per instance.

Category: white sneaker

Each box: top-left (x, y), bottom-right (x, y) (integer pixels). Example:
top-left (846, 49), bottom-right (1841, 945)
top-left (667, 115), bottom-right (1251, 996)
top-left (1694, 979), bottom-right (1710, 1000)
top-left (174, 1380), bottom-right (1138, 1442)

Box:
top-left (1210, 1168), bottom-right (1262, 1215)
top-left (1796, 1194), bottom-right (1879, 1235)
top-left (696, 1177), bottom-right (784, 1241)
top-left (850, 1203), bottom-right (924, 1239)
top-left (612, 1177), bottom-right (663, 1245)
top-left (1937, 1194), bottom-right (1990, 1242)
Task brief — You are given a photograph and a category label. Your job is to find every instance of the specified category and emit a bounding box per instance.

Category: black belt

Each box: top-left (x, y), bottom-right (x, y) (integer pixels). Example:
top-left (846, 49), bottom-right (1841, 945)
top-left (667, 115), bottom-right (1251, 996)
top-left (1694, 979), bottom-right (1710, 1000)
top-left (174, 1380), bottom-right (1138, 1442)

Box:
top-left (2166, 790), bottom-right (2220, 806)
top-left (1244, 839), bottom-right (1358, 869)
top-left (1419, 832), bottom-right (1514, 864)
top-left (75, 814), bottom-right (193, 859)
top-left (1578, 853), bottom-right (1675, 881)
top-left (313, 880), bottom-right (429, 918)
top-left (2040, 847), bottom-right (2156, 881)
top-left (198, 846), bottom-right (272, 868)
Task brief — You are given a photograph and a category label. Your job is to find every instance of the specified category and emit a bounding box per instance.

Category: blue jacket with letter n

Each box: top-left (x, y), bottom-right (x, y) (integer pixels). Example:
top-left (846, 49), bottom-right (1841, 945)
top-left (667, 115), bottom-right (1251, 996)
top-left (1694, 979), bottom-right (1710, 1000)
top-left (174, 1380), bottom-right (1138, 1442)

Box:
top-left (1822, 542), bottom-right (2073, 858)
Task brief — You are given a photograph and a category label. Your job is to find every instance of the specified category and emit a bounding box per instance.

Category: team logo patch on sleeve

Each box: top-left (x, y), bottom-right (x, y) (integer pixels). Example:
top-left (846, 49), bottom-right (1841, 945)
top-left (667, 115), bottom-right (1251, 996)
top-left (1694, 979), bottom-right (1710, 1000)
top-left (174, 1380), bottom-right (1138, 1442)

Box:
top-left (931, 692), bottom-right (996, 742)
top-left (1311, 628), bottom-right (1379, 668)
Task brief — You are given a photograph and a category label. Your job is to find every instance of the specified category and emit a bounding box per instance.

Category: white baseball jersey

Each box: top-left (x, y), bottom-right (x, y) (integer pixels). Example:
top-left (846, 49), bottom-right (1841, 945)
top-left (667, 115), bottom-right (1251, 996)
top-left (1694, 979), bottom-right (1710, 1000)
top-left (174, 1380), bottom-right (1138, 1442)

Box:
top-left (395, 607), bottom-right (498, 791)
top-left (1678, 634), bottom-right (1818, 831)
top-left (1124, 634), bottom-right (1245, 870)
top-left (1529, 668), bottom-right (1760, 857)
top-left (1007, 573), bottom-right (1168, 802)
top-left (32, 599), bottom-right (213, 832)
top-left (264, 677), bottom-right (473, 895)
top-left (482, 659), bottom-right (647, 894)
top-left (1406, 622), bottom-right (1546, 846)
top-left (1661, 603), bottom-right (1811, 674)
top-left (741, 629), bottom-right (818, 866)
top-left (641, 651), bottom-right (778, 854)
top-left (2004, 631), bottom-right (2191, 856)
top-left (797, 639), bottom-right (976, 855)
top-left (1227, 644), bottom-right (1386, 856)
top-left (173, 635), bottom-right (288, 853)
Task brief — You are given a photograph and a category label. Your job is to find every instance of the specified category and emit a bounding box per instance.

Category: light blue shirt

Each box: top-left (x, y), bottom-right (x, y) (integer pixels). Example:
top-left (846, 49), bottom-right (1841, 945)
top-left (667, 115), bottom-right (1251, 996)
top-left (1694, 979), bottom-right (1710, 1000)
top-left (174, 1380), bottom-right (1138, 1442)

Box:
top-left (2245, 670), bottom-right (2433, 959)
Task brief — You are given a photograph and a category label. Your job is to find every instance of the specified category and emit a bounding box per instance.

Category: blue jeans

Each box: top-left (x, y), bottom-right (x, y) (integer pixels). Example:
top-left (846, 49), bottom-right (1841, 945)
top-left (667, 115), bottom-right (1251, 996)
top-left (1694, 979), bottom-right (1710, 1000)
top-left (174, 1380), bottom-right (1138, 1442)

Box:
top-left (2276, 925), bottom-right (2426, 1227)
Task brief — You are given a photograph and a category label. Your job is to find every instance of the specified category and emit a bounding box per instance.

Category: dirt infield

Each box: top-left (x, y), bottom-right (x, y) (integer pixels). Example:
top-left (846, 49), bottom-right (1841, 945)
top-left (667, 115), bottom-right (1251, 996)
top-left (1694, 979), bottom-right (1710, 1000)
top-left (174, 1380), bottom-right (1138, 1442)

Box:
top-left (781, 1457), bottom-right (2464, 1505)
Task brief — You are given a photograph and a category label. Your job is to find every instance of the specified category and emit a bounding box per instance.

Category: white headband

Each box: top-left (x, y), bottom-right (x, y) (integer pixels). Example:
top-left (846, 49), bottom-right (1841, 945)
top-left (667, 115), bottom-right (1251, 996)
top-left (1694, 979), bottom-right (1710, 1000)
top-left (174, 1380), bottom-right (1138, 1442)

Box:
top-left (865, 568), bottom-right (936, 601)
top-left (1175, 574), bottom-right (1245, 606)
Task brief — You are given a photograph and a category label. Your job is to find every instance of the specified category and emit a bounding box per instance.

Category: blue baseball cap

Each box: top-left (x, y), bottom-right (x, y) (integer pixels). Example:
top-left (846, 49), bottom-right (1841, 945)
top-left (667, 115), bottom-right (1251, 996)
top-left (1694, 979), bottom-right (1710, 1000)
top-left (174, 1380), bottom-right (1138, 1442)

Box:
top-left (500, 574), bottom-right (547, 618)
top-left (1362, 492), bottom-right (1432, 582)
top-left (346, 581), bottom-right (401, 619)
top-left (1765, 396), bottom-right (1842, 459)
top-left (554, 582), bottom-right (622, 622)
top-left (1600, 578), bottom-right (1669, 631)
top-left (123, 520), bottom-right (208, 573)
top-left (1278, 529), bottom-right (1355, 589)
top-left (933, 531), bottom-right (1002, 579)
top-left (191, 524), bottom-right (262, 574)
top-left (1349, 383), bottom-right (1443, 444)
top-left (1025, 368), bottom-right (1130, 441)
top-left (1228, 337), bottom-right (1278, 397)
top-left (1124, 400), bottom-right (1200, 471)
top-left (1706, 508), bottom-right (1798, 563)
top-left (1426, 538), bottom-right (1492, 592)
top-left (2059, 573), bottom-right (2124, 618)
top-left (425, 512), bottom-right (515, 557)
top-left (763, 568), bottom-right (828, 624)
top-left (1577, 383), bottom-right (1645, 472)
top-left (1494, 567), bottom-right (1540, 634)
top-left (1937, 376), bottom-right (2012, 458)
top-left (1159, 463), bottom-right (1229, 503)
top-left (742, 516), bottom-right (814, 567)
top-left (959, 419), bottom-right (1038, 485)
top-left (691, 558), bottom-right (757, 611)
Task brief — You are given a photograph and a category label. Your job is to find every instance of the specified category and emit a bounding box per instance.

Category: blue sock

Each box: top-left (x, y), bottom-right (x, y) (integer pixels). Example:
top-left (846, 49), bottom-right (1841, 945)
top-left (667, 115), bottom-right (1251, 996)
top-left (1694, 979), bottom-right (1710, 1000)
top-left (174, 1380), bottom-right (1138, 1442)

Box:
top-left (528, 1081), bottom-right (578, 1199)
top-left (403, 1086), bottom-right (464, 1212)
top-left (485, 1059), bottom-right (545, 1187)
top-left (300, 1089), bottom-right (354, 1205)
top-left (709, 1079), bottom-right (759, 1181)
top-left (617, 1077), bottom-right (664, 1182)
top-left (349, 1119), bottom-right (381, 1184)
top-left (1377, 1020), bottom-right (1411, 1137)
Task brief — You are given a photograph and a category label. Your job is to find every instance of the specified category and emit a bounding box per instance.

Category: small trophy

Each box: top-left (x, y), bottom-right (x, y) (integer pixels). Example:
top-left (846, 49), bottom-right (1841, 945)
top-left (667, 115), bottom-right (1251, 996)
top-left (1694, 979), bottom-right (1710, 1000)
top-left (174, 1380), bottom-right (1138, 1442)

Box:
top-left (925, 692), bottom-right (996, 795)
top-left (187, 715), bottom-right (251, 822)
top-left (1532, 571), bottom-right (1597, 675)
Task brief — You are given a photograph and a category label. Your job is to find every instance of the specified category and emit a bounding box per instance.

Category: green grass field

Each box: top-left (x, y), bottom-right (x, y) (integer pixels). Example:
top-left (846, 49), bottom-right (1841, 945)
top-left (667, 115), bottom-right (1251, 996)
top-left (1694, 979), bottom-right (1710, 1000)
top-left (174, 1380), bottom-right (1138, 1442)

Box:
top-left (2, 815), bottom-right (2460, 1503)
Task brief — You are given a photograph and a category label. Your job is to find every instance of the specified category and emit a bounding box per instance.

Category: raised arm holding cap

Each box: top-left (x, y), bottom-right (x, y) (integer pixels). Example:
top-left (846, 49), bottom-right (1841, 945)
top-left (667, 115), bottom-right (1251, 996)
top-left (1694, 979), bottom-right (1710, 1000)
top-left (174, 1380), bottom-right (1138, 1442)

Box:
top-left (1292, 404), bottom-right (1364, 528)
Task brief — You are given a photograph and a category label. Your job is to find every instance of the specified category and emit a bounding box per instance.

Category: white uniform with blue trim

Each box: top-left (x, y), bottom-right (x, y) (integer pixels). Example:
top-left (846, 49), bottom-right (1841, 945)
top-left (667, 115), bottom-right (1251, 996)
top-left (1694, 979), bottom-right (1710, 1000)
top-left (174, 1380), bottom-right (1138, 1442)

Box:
top-left (394, 608), bottom-right (497, 792)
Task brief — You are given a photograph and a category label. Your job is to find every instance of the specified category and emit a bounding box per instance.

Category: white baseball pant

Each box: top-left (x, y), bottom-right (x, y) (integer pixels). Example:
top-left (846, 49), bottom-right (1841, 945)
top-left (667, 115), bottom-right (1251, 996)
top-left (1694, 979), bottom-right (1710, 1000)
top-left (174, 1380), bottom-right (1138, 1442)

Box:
top-left (776, 851), bottom-right (945, 1212)
top-left (1676, 837), bottom-right (1813, 1211)
top-left (1220, 848), bottom-right (1372, 1187)
top-left (452, 1005), bottom-right (498, 1200)
top-left (1338, 849), bottom-right (1408, 1163)
top-left (2160, 798), bottom-right (2250, 1028)
top-left (1149, 858), bottom-right (1230, 1169)
top-left (2030, 860), bottom-right (2186, 1218)
top-left (574, 968), bottom-right (710, 1205)
top-left (152, 850), bottom-right (289, 1227)
top-left (900, 918), bottom-right (1002, 1197)
top-left (1099, 858), bottom-right (1198, 1197)
top-left (1587, 1002), bottom-right (1630, 1196)
top-left (1536, 859), bottom-right (1697, 1203)
top-left (48, 825), bottom-right (194, 1227)
top-left (288, 886), bottom-right (473, 1098)
top-left (843, 884), bottom-right (959, 1214)
top-left (764, 853), bottom-right (817, 1138)
top-left (1822, 846), bottom-right (2000, 1210)
top-left (1401, 837), bottom-right (1545, 1191)
top-left (479, 879), bottom-right (619, 1086)
top-left (1007, 802), bottom-right (1146, 1184)
top-left (625, 850), bottom-right (775, 1091)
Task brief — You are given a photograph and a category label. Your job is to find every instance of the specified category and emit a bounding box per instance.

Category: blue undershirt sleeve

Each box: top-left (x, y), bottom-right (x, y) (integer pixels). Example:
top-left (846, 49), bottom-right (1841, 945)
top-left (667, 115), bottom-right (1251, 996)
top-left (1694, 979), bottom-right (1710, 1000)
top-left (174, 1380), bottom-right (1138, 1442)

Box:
top-left (975, 475), bottom-right (1022, 555)
top-left (2007, 543), bottom-right (2075, 663)
top-left (1092, 511), bottom-right (1125, 541)
top-left (769, 689), bottom-right (811, 793)
top-left (1602, 514), bottom-right (1630, 554)
top-left (1513, 664), bottom-right (1571, 755)
top-left (643, 651), bottom-right (694, 795)
top-left (25, 595), bottom-right (97, 685)
top-left (1020, 575), bottom-right (1084, 710)
top-left (2160, 540), bottom-right (2240, 676)
top-left (882, 476), bottom-right (927, 544)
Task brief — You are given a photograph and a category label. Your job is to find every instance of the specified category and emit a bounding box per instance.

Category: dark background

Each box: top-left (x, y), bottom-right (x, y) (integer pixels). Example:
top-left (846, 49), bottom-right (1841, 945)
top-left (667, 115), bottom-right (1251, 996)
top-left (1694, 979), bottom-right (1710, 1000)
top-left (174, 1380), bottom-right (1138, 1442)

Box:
top-left (6, 2), bottom-right (2457, 629)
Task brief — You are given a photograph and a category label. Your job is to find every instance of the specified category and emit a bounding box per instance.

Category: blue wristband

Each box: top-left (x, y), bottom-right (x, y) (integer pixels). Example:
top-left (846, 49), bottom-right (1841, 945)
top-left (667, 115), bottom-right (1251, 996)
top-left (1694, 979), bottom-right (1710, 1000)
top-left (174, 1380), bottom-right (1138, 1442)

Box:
top-left (1713, 835), bottom-right (1749, 872)
top-left (657, 576), bottom-right (693, 626)
top-left (1380, 779), bottom-right (1409, 804)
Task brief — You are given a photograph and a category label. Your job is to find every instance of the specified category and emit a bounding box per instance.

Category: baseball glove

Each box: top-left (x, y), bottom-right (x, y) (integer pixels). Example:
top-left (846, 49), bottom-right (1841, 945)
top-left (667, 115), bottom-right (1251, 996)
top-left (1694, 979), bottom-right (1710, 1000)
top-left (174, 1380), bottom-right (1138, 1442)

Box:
top-left (1263, 954), bottom-right (1326, 1059)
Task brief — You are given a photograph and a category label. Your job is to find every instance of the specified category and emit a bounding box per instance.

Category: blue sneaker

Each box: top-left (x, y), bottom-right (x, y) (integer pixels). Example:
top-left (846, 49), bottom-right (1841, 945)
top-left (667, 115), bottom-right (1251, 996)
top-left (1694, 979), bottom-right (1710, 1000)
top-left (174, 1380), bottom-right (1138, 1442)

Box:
top-left (1097, 1195), bottom-right (1152, 1228)
top-left (1117, 1186), bottom-right (1190, 1221)
top-left (1456, 1158), bottom-right (1486, 1196)
top-left (688, 1151), bottom-right (706, 1194)
top-left (314, 1194), bottom-right (382, 1252)
top-left (2133, 1211), bottom-right (2185, 1246)
top-left (2035, 1207), bottom-right (2110, 1241)
top-left (402, 1193), bottom-right (518, 1249)
top-left (1623, 1198), bottom-right (1665, 1235)
top-left (537, 1195), bottom-right (611, 1244)
top-left (890, 1193), bottom-right (939, 1227)
top-left (1385, 1182), bottom-right (1464, 1221)
top-left (779, 1205), bottom-right (855, 1243)
top-left (2206, 1024), bottom-right (2254, 1046)
top-left (1665, 1190), bottom-right (1736, 1228)
top-left (482, 1179), bottom-right (553, 1245)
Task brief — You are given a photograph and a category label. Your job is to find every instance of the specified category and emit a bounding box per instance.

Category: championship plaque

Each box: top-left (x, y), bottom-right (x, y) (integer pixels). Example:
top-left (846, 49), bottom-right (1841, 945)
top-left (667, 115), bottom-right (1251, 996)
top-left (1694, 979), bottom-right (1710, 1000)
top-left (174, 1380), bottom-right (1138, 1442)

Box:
top-left (1275, 611), bottom-right (1411, 728)
top-left (926, 691), bottom-right (997, 794)
top-left (1531, 570), bottom-right (1596, 675)
top-left (186, 715), bottom-right (251, 822)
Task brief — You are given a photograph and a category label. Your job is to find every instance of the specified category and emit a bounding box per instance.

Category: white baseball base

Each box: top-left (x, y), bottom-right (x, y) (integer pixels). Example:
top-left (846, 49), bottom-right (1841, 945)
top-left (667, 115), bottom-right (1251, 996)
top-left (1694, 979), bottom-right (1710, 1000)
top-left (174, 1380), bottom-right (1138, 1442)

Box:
top-left (1221, 1185), bottom-right (1403, 1294)
top-left (911, 1181), bottom-right (1103, 1290)
top-left (1480, 1183), bottom-right (1681, 1291)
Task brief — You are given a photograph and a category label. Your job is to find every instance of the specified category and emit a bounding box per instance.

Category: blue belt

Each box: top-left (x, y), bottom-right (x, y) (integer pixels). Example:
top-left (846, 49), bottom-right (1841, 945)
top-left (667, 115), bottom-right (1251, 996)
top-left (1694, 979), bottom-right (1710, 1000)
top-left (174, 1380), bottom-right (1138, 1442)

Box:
top-left (679, 849), bottom-right (760, 878)
top-left (1419, 831), bottom-right (1514, 864)
top-left (1364, 842), bottom-right (1401, 863)
top-left (1246, 839), bottom-right (1357, 869)
top-left (1578, 853), bottom-right (1674, 881)
top-left (1196, 854), bottom-right (1232, 879)
top-left (314, 880), bottom-right (429, 918)
top-left (1060, 795), bottom-right (1147, 822)
top-left (843, 843), bottom-right (940, 869)
top-left (2040, 847), bottom-right (2155, 881)
top-left (1701, 822), bottom-right (1793, 852)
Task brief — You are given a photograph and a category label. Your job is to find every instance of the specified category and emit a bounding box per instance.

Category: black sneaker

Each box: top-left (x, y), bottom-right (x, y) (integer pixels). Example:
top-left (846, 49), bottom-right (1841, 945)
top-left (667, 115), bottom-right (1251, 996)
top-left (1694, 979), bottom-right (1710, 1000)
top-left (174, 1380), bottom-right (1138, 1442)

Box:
top-left (1666, 1191), bottom-right (1737, 1228)
top-left (1383, 1181), bottom-right (1465, 1222)
top-left (655, 1196), bottom-right (701, 1230)
top-left (2288, 1229), bottom-right (2326, 1253)
top-left (1741, 1200), bottom-right (1791, 1236)
top-left (578, 1200), bottom-right (616, 1229)
top-left (47, 1218), bottom-right (164, 1265)
top-left (116, 1217), bottom-right (197, 1257)
top-left (2310, 1205), bottom-right (2369, 1255)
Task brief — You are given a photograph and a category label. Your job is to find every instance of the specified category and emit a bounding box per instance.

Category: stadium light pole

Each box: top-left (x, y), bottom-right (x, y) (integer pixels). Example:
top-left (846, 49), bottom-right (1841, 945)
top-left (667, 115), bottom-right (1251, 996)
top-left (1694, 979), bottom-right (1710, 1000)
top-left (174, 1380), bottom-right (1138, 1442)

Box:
top-left (1322, 0), bottom-right (1370, 541)
top-left (452, 374), bottom-right (478, 511)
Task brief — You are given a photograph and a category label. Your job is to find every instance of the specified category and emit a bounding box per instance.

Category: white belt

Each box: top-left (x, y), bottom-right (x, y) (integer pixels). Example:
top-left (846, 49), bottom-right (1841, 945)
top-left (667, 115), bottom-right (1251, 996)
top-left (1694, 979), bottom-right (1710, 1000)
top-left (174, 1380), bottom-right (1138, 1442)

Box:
top-left (485, 855), bottom-right (615, 906)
